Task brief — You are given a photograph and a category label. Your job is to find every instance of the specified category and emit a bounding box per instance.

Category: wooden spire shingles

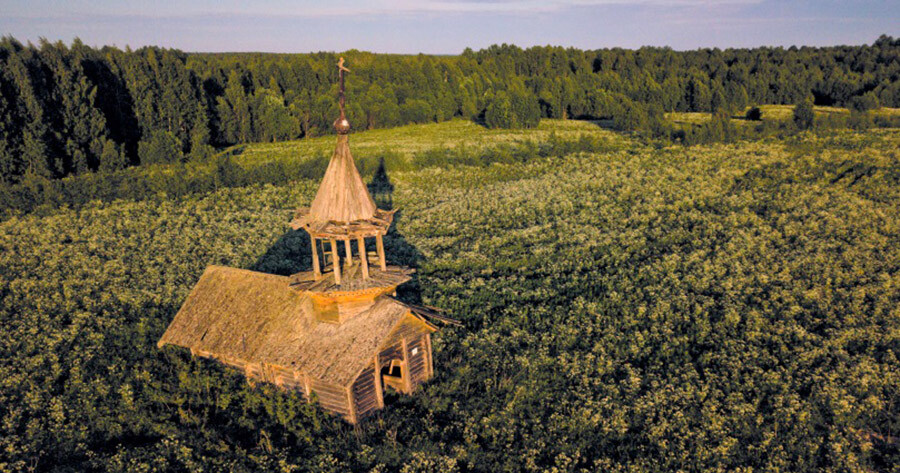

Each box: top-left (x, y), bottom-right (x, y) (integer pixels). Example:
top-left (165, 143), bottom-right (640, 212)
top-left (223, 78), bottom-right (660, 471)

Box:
top-left (308, 135), bottom-right (376, 224)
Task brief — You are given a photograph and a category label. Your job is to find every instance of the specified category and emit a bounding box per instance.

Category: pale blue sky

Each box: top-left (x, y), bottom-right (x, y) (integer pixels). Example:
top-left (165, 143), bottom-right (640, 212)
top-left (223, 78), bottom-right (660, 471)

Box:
top-left (0, 0), bottom-right (896, 53)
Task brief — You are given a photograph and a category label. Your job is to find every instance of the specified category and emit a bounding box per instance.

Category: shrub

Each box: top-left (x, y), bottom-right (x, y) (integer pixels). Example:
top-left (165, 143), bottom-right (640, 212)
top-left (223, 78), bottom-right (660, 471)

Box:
top-left (484, 89), bottom-right (541, 129)
top-left (138, 130), bottom-right (184, 165)
top-left (613, 99), bottom-right (648, 131)
top-left (745, 106), bottom-right (762, 121)
top-left (99, 139), bottom-right (127, 171)
top-left (793, 97), bottom-right (815, 130)
top-left (508, 88), bottom-right (541, 128)
top-left (400, 99), bottom-right (434, 124)
top-left (484, 92), bottom-right (513, 129)
top-left (849, 91), bottom-right (880, 112)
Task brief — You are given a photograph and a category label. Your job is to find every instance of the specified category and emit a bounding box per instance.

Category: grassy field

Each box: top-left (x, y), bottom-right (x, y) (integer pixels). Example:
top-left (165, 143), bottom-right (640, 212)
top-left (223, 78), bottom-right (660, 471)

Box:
top-left (238, 105), bottom-right (899, 173)
top-left (230, 118), bottom-right (623, 168)
top-left (666, 104), bottom-right (900, 126)
top-left (1, 120), bottom-right (899, 471)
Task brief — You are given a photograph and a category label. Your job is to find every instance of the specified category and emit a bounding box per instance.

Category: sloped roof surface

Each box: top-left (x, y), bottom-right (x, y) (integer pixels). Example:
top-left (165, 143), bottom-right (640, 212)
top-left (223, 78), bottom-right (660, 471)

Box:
top-left (308, 134), bottom-right (376, 223)
top-left (158, 266), bottom-right (430, 385)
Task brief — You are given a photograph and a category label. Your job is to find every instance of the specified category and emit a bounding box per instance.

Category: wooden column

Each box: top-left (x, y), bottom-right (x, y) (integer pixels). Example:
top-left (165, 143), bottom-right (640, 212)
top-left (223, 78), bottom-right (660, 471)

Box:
top-left (330, 239), bottom-right (341, 284)
top-left (424, 333), bottom-right (434, 379)
top-left (310, 237), bottom-right (321, 278)
top-left (357, 237), bottom-right (369, 279)
top-left (401, 337), bottom-right (412, 393)
top-left (344, 239), bottom-right (353, 266)
top-left (346, 386), bottom-right (358, 424)
top-left (373, 355), bottom-right (384, 408)
top-left (376, 233), bottom-right (387, 271)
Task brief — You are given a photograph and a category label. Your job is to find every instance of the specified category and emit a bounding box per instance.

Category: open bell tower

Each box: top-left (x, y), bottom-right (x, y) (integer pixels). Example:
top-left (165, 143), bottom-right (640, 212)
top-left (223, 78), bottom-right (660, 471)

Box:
top-left (159, 57), bottom-right (452, 424)
top-left (289, 57), bottom-right (412, 321)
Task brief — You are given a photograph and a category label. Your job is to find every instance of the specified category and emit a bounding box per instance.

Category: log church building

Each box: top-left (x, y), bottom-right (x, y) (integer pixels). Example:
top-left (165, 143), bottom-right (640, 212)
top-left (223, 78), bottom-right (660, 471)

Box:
top-left (158, 59), bottom-right (447, 423)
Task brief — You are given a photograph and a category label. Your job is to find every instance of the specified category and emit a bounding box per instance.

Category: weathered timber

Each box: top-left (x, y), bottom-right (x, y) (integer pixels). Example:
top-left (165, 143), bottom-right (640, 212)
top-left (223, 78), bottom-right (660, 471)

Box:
top-left (401, 337), bottom-right (412, 393)
top-left (358, 237), bottom-right (369, 279)
top-left (347, 386), bottom-right (358, 423)
top-left (330, 239), bottom-right (341, 284)
top-left (376, 233), bottom-right (387, 271)
top-left (373, 355), bottom-right (384, 408)
top-left (311, 237), bottom-right (321, 277)
top-left (425, 333), bottom-right (434, 379)
top-left (344, 239), bottom-right (353, 266)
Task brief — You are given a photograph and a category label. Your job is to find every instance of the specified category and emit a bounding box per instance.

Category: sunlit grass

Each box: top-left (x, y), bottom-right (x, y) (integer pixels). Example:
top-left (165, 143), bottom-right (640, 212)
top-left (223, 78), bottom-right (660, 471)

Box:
top-left (667, 104), bottom-right (900, 127)
top-left (229, 118), bottom-right (622, 169)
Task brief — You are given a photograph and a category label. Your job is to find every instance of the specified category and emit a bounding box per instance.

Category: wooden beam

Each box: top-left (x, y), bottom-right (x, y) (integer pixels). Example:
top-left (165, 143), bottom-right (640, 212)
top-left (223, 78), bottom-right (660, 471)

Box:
top-left (344, 239), bottom-right (353, 266)
top-left (424, 333), bottom-right (434, 380)
top-left (346, 385), bottom-right (358, 424)
top-left (310, 237), bottom-right (321, 278)
top-left (376, 233), bottom-right (387, 271)
top-left (358, 237), bottom-right (370, 279)
top-left (330, 239), bottom-right (341, 285)
top-left (302, 372), bottom-right (311, 401)
top-left (401, 337), bottom-right (412, 393)
top-left (373, 356), bottom-right (384, 408)
top-left (345, 262), bottom-right (360, 280)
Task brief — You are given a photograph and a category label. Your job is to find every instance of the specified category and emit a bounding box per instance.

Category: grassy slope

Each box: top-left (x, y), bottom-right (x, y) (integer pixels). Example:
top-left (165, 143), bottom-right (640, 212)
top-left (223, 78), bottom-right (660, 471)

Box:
top-left (667, 104), bottom-right (900, 127)
top-left (231, 118), bottom-right (621, 169)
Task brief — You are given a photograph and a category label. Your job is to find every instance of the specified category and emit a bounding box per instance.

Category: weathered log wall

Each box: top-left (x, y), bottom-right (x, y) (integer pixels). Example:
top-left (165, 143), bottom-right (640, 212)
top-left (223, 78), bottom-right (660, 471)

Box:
top-left (352, 364), bottom-right (380, 420)
top-left (406, 334), bottom-right (429, 389)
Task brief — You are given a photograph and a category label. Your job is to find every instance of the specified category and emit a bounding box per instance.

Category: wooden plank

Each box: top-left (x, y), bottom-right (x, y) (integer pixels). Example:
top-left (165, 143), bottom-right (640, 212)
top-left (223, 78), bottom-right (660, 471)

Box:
top-left (310, 237), bottom-right (321, 277)
top-left (347, 386), bottom-right (358, 424)
top-left (373, 355), bottom-right (384, 408)
top-left (379, 345), bottom-right (401, 363)
top-left (319, 399), bottom-right (350, 415)
top-left (309, 381), bottom-right (347, 397)
top-left (357, 400), bottom-right (379, 415)
top-left (311, 391), bottom-right (352, 407)
top-left (401, 337), bottom-right (412, 393)
top-left (376, 233), bottom-right (387, 271)
top-left (309, 383), bottom-right (348, 398)
top-left (330, 239), bottom-right (341, 284)
top-left (355, 385), bottom-right (377, 399)
top-left (310, 390), bottom-right (349, 404)
top-left (425, 333), bottom-right (433, 379)
top-left (344, 239), bottom-right (353, 266)
top-left (345, 262), bottom-right (360, 280)
top-left (358, 237), bottom-right (369, 279)
top-left (357, 397), bottom-right (379, 412)
top-left (383, 375), bottom-right (405, 392)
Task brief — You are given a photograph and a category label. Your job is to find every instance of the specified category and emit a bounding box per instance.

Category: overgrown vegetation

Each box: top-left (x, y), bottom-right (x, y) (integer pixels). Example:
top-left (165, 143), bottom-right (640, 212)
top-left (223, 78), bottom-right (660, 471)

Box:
top-left (1, 121), bottom-right (898, 471)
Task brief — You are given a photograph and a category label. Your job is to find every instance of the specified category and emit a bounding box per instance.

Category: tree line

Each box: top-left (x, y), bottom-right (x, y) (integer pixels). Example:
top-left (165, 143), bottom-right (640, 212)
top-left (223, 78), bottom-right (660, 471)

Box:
top-left (1, 35), bottom-right (898, 183)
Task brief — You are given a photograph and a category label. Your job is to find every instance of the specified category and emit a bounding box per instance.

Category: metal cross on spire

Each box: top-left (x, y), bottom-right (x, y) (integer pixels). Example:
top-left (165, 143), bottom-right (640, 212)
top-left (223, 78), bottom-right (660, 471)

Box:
top-left (337, 57), bottom-right (350, 114)
top-left (334, 57), bottom-right (352, 134)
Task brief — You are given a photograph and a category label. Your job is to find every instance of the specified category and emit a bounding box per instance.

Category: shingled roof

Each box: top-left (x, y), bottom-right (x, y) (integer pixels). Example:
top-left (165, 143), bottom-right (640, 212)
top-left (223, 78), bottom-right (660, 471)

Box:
top-left (308, 134), bottom-right (376, 223)
top-left (157, 265), bottom-right (433, 385)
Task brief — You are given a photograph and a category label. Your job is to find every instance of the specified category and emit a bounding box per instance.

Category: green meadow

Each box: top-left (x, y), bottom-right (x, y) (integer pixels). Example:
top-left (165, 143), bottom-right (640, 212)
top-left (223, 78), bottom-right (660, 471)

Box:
top-left (1, 119), bottom-right (899, 471)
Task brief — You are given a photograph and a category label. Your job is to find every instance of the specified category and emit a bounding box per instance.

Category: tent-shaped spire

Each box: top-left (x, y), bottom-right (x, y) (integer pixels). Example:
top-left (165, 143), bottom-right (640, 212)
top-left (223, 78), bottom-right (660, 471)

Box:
top-left (308, 134), bottom-right (376, 223)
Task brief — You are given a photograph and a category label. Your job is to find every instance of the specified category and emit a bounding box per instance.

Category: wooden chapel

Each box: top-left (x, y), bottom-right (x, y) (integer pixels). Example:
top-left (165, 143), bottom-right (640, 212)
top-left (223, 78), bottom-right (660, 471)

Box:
top-left (158, 58), bottom-right (448, 423)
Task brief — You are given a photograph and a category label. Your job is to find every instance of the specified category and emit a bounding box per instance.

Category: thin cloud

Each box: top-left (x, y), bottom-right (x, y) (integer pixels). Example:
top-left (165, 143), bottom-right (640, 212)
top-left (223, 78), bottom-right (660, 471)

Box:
top-left (4, 0), bottom-right (766, 20)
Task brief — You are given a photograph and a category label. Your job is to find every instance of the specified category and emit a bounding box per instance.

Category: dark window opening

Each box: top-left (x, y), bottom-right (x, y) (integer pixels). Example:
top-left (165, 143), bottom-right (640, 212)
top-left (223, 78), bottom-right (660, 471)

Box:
top-left (381, 360), bottom-right (402, 378)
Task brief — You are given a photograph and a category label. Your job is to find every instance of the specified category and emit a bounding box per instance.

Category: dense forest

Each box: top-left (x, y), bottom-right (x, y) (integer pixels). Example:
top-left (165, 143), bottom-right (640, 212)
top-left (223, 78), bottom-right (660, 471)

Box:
top-left (0, 35), bottom-right (899, 184)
